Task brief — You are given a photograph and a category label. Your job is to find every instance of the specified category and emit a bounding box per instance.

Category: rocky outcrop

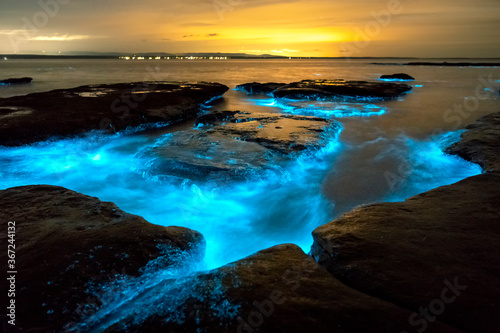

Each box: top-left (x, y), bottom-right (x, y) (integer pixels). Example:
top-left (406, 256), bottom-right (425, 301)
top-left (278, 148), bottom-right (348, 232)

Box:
top-left (379, 73), bottom-right (415, 81)
top-left (446, 111), bottom-right (500, 172)
top-left (0, 81), bottom-right (229, 147)
top-left (311, 111), bottom-right (500, 333)
top-left (236, 79), bottom-right (412, 100)
top-left (373, 62), bottom-right (500, 67)
top-left (0, 185), bottom-right (205, 332)
top-left (235, 82), bottom-right (287, 95)
top-left (0, 77), bottom-right (33, 85)
top-left (105, 244), bottom-right (457, 333)
top-left (136, 110), bottom-right (340, 182)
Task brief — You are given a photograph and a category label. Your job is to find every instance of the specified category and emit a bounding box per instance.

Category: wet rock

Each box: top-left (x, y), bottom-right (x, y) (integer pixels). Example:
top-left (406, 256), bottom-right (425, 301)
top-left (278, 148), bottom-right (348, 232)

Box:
top-left (379, 73), bottom-right (415, 81)
top-left (106, 244), bottom-right (458, 333)
top-left (0, 81), bottom-right (229, 147)
top-left (446, 111), bottom-right (500, 172)
top-left (236, 79), bottom-right (412, 100)
top-left (235, 82), bottom-right (287, 95)
top-left (0, 185), bottom-right (205, 332)
top-left (137, 110), bottom-right (340, 182)
top-left (0, 77), bottom-right (33, 85)
top-left (311, 172), bottom-right (500, 333)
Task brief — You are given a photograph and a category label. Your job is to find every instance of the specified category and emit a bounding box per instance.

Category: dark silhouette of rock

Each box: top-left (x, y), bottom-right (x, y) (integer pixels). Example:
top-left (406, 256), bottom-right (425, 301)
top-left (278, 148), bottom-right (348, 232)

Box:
top-left (380, 73), bottom-right (415, 81)
top-left (0, 185), bottom-right (205, 332)
top-left (373, 62), bottom-right (500, 67)
top-left (235, 82), bottom-right (287, 95)
top-left (274, 79), bottom-right (412, 100)
top-left (0, 81), bottom-right (229, 147)
top-left (236, 79), bottom-right (412, 100)
top-left (137, 110), bottom-right (340, 182)
top-left (105, 244), bottom-right (458, 333)
top-left (446, 111), bottom-right (500, 172)
top-left (0, 77), bottom-right (33, 85)
top-left (311, 111), bottom-right (500, 333)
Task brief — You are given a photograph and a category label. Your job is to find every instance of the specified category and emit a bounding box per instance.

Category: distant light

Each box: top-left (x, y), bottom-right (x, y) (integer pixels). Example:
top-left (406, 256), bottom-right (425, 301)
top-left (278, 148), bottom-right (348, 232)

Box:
top-left (415, 85), bottom-right (423, 87)
top-left (3, 57), bottom-right (6, 61)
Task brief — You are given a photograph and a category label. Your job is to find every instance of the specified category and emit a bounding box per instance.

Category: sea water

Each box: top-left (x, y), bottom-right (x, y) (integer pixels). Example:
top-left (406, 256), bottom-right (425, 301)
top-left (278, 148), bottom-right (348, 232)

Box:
top-left (0, 58), bottom-right (498, 329)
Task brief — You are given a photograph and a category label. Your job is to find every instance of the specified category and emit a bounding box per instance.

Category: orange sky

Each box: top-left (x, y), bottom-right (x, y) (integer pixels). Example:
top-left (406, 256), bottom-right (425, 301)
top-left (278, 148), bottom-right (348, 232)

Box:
top-left (0, 0), bottom-right (499, 57)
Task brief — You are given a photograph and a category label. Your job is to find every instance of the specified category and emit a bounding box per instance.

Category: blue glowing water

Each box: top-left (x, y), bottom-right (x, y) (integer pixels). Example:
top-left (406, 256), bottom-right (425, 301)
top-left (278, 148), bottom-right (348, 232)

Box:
top-left (0, 58), bottom-right (498, 329)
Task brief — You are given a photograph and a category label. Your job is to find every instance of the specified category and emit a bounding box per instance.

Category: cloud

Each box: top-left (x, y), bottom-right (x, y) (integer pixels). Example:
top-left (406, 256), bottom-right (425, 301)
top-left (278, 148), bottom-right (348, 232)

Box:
top-left (28, 34), bottom-right (90, 41)
top-left (206, 33), bottom-right (219, 37)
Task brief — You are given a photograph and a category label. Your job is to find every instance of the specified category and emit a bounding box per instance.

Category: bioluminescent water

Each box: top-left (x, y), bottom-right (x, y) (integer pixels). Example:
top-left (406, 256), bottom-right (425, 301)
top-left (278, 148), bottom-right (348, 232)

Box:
top-left (0, 58), bottom-right (498, 329)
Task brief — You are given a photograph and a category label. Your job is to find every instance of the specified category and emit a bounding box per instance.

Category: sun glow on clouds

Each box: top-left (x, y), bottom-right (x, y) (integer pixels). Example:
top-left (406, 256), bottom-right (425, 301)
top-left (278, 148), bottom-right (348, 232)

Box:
top-left (28, 34), bottom-right (90, 41)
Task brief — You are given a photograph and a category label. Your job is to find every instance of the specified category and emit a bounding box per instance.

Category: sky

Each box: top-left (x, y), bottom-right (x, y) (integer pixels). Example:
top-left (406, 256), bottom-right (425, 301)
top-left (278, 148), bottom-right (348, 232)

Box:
top-left (0, 0), bottom-right (499, 57)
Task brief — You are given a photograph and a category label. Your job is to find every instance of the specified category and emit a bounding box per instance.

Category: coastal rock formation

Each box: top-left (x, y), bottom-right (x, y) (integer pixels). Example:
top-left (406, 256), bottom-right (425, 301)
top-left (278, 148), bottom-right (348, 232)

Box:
top-left (379, 73), bottom-right (415, 81)
top-left (236, 79), bottom-right (412, 100)
top-left (235, 82), bottom-right (287, 95)
top-left (0, 81), bottom-right (229, 147)
top-left (106, 244), bottom-right (457, 333)
top-left (0, 185), bottom-right (205, 332)
top-left (446, 111), bottom-right (500, 172)
top-left (136, 110), bottom-right (340, 182)
top-left (0, 77), bottom-right (33, 85)
top-left (311, 111), bottom-right (500, 333)
top-left (373, 62), bottom-right (500, 67)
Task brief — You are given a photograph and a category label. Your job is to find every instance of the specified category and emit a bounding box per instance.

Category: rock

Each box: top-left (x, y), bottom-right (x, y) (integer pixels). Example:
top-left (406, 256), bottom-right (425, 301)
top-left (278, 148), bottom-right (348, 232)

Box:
top-left (311, 172), bottom-right (500, 333)
top-left (0, 81), bottom-right (229, 147)
top-left (0, 185), bottom-right (205, 332)
top-left (0, 77), bottom-right (33, 85)
top-left (105, 244), bottom-right (457, 333)
top-left (235, 82), bottom-right (287, 95)
top-left (446, 111), bottom-right (500, 172)
top-left (379, 73), bottom-right (415, 81)
top-left (373, 62), bottom-right (500, 67)
top-left (136, 110), bottom-right (340, 182)
top-left (272, 79), bottom-right (412, 100)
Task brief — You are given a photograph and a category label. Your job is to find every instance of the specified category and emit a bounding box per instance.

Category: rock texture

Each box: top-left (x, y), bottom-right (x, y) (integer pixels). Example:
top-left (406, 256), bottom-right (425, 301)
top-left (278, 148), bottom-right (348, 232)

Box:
top-left (379, 73), bottom-right (415, 81)
top-left (105, 244), bottom-right (458, 333)
top-left (235, 82), bottom-right (287, 95)
top-left (312, 111), bottom-right (500, 333)
top-left (0, 185), bottom-right (205, 333)
top-left (137, 110), bottom-right (340, 182)
top-left (446, 111), bottom-right (500, 172)
top-left (237, 79), bottom-right (412, 100)
top-left (0, 77), bottom-right (33, 85)
top-left (0, 81), bottom-right (229, 147)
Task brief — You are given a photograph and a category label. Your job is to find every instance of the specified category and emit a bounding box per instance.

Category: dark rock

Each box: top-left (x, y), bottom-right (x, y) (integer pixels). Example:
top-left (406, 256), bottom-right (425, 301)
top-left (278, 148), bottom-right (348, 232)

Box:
top-left (380, 73), bottom-right (415, 81)
top-left (0, 81), bottom-right (229, 147)
top-left (311, 172), bottom-right (500, 333)
top-left (235, 82), bottom-right (287, 95)
top-left (272, 79), bottom-right (412, 100)
top-left (0, 77), bottom-right (33, 85)
top-left (105, 244), bottom-right (458, 333)
top-left (446, 111), bottom-right (500, 172)
top-left (137, 110), bottom-right (340, 182)
top-left (373, 62), bottom-right (500, 67)
top-left (0, 185), bottom-right (205, 332)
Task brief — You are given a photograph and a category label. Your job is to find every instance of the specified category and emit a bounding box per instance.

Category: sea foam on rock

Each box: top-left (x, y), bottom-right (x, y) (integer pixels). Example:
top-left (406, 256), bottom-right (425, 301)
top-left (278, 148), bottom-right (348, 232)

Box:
top-left (0, 81), bottom-right (229, 147)
top-left (0, 185), bottom-right (205, 332)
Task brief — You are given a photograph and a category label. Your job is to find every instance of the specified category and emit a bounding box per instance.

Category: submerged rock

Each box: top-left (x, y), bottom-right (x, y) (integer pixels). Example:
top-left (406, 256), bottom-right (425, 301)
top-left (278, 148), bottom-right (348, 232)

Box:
top-left (446, 111), bottom-right (500, 172)
top-left (235, 82), bottom-right (287, 95)
top-left (106, 244), bottom-right (457, 332)
top-left (236, 79), bottom-right (412, 100)
top-left (0, 185), bottom-right (205, 332)
top-left (136, 110), bottom-right (340, 182)
top-left (0, 77), bottom-right (33, 85)
top-left (379, 73), bottom-right (415, 81)
top-left (0, 81), bottom-right (229, 147)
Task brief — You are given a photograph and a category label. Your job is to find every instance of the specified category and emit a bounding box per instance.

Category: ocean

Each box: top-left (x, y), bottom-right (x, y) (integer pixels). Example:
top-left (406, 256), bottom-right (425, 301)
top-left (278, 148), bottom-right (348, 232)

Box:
top-left (0, 58), bottom-right (499, 270)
